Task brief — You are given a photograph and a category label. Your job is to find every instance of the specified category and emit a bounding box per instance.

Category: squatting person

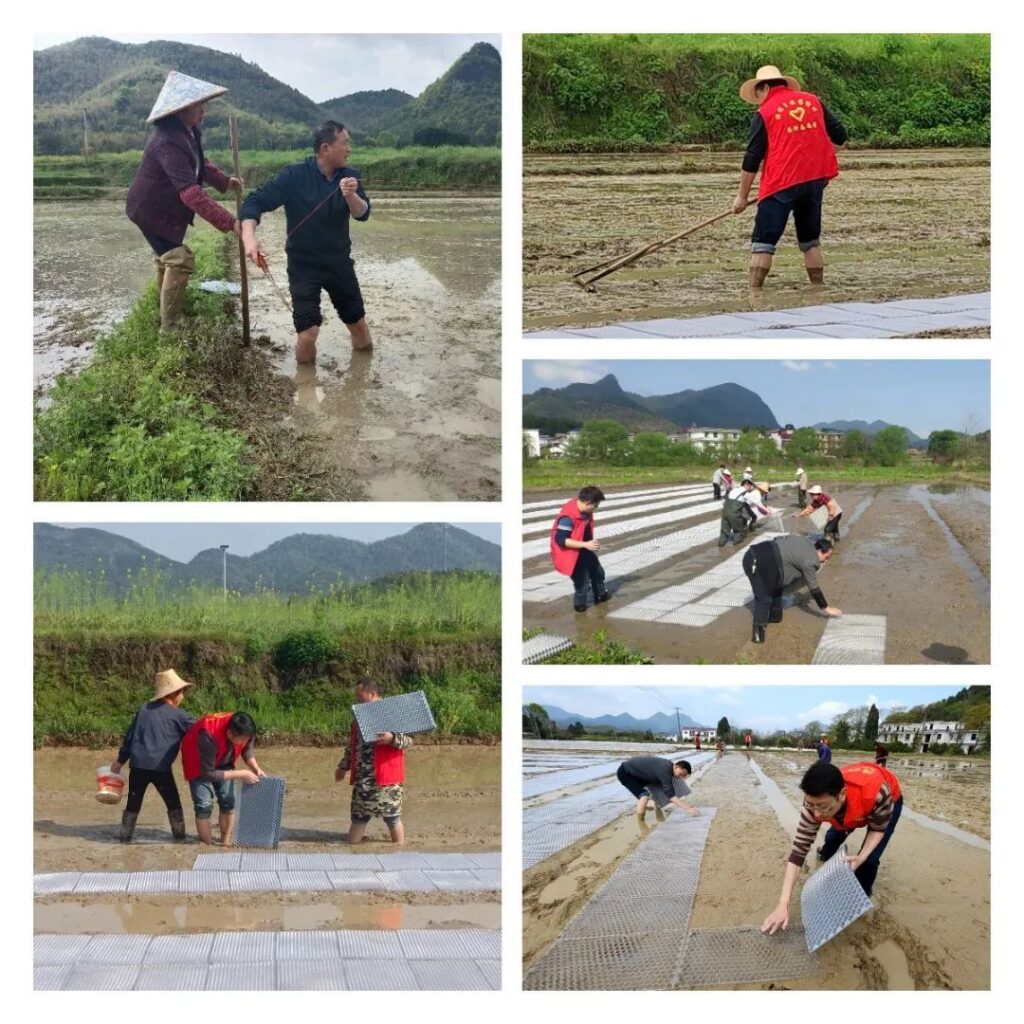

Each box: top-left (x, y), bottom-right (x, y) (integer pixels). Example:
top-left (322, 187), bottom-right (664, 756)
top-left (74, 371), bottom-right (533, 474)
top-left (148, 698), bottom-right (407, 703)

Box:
top-left (719, 478), bottom-right (767, 547)
top-left (181, 711), bottom-right (266, 846)
top-left (241, 120), bottom-right (372, 364)
top-left (732, 65), bottom-right (847, 288)
top-left (616, 757), bottom-right (700, 819)
top-left (336, 678), bottom-right (412, 845)
top-left (762, 760), bottom-right (904, 934)
top-left (794, 484), bottom-right (844, 542)
top-left (742, 534), bottom-right (843, 643)
top-left (126, 71), bottom-right (244, 330)
top-left (550, 485), bottom-right (610, 612)
top-left (111, 669), bottom-right (196, 844)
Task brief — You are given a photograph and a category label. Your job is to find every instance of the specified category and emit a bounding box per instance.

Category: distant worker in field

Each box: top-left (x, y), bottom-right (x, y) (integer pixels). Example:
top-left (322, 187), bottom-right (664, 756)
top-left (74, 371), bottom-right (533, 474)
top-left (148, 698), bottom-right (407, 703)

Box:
top-left (742, 534), bottom-right (843, 644)
top-left (762, 760), bottom-right (903, 934)
top-left (732, 65), bottom-right (848, 289)
top-left (181, 711), bottom-right (266, 846)
top-left (817, 735), bottom-right (832, 763)
top-left (695, 734), bottom-right (702, 752)
top-left (719, 478), bottom-right (767, 547)
top-left (616, 757), bottom-right (700, 818)
top-left (111, 669), bottom-right (196, 844)
top-left (716, 740), bottom-right (725, 757)
top-left (550, 484), bottom-right (611, 612)
top-left (241, 120), bottom-right (373, 365)
top-left (796, 466), bottom-right (809, 508)
top-left (712, 464), bottom-right (729, 500)
top-left (336, 678), bottom-right (413, 845)
top-left (874, 742), bottom-right (890, 767)
top-left (745, 734), bottom-right (752, 751)
top-left (794, 484), bottom-right (844, 542)
top-left (743, 466), bottom-right (754, 482)
top-left (125, 71), bottom-right (245, 331)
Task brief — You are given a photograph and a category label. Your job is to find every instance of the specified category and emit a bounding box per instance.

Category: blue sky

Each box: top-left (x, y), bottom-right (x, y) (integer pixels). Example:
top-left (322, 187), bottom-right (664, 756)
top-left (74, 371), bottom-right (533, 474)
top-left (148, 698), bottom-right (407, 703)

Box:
top-left (523, 685), bottom-right (967, 732)
top-left (34, 34), bottom-right (501, 102)
top-left (52, 523), bottom-right (501, 563)
top-left (523, 360), bottom-right (990, 438)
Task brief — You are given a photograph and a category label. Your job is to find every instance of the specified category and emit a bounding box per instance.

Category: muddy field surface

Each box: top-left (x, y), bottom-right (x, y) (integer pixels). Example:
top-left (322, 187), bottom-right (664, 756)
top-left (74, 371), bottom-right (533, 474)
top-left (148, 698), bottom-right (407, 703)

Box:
top-left (35, 745), bottom-right (500, 874)
top-left (522, 481), bottom-right (990, 664)
top-left (247, 196), bottom-right (501, 500)
top-left (523, 750), bottom-right (989, 989)
top-left (522, 150), bottom-right (990, 330)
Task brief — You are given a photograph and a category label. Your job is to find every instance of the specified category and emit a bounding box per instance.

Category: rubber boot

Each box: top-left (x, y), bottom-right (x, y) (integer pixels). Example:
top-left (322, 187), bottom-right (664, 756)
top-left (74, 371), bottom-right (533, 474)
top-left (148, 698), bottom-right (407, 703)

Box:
top-left (749, 252), bottom-right (772, 288)
top-left (158, 245), bottom-right (195, 331)
top-left (573, 592), bottom-right (588, 613)
top-left (168, 808), bottom-right (187, 842)
top-left (768, 607), bottom-right (784, 624)
top-left (154, 256), bottom-right (165, 295)
top-left (594, 588), bottom-right (611, 604)
top-left (119, 810), bottom-right (139, 844)
top-left (752, 623), bottom-right (766, 644)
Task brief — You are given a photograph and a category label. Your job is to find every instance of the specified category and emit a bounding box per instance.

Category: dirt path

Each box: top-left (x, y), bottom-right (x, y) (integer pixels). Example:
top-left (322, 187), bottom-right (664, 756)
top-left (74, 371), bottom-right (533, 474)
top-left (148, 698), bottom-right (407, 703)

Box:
top-left (523, 150), bottom-right (990, 330)
top-left (523, 482), bottom-right (990, 664)
top-left (35, 746), bottom-right (500, 874)
top-left (246, 196), bottom-right (501, 500)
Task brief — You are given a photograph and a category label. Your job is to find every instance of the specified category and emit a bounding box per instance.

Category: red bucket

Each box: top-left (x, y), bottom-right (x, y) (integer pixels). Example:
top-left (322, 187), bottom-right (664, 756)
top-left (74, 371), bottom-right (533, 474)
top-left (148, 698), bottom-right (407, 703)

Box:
top-left (95, 765), bottom-right (125, 805)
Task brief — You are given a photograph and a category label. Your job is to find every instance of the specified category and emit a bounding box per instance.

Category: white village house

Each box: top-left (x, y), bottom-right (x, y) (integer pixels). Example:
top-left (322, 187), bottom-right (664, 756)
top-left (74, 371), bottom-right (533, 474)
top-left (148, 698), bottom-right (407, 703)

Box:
top-left (877, 719), bottom-right (987, 754)
top-left (679, 427), bottom-right (742, 452)
top-left (674, 727), bottom-right (717, 743)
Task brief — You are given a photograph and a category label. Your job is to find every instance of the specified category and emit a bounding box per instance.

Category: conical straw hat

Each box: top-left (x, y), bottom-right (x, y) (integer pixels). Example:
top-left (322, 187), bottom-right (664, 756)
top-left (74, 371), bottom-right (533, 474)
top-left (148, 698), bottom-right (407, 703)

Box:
top-left (739, 65), bottom-right (801, 104)
top-left (147, 70), bottom-right (228, 123)
top-left (153, 668), bottom-right (193, 700)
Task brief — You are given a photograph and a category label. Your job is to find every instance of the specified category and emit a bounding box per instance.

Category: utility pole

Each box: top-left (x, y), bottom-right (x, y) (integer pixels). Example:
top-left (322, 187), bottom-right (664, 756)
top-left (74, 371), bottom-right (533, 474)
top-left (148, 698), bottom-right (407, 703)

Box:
top-left (443, 523), bottom-right (448, 573)
top-left (219, 544), bottom-right (229, 601)
top-left (674, 707), bottom-right (683, 744)
top-left (82, 110), bottom-right (89, 156)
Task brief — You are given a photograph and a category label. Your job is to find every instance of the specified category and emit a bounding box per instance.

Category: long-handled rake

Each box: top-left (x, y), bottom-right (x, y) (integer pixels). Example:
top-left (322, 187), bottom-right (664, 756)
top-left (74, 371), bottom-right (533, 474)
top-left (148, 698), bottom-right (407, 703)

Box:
top-left (571, 198), bottom-right (757, 292)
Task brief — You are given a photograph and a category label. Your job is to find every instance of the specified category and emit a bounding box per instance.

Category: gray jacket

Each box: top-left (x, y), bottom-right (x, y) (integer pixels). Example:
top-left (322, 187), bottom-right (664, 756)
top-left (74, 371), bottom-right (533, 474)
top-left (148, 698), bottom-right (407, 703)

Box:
top-left (774, 535), bottom-right (829, 608)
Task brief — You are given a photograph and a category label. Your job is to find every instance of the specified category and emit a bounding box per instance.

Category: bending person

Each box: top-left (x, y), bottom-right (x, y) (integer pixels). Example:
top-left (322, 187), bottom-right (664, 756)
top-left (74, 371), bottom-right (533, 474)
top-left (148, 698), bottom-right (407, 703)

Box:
top-left (616, 757), bottom-right (700, 818)
top-left (763, 760), bottom-right (903, 935)
top-left (794, 484), bottom-right (844, 542)
top-left (126, 71), bottom-right (244, 330)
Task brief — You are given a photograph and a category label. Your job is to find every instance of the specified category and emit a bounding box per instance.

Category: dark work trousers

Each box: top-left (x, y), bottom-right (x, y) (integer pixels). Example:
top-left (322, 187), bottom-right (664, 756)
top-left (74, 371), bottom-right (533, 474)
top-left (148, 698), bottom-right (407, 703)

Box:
top-left (125, 767), bottom-right (184, 815)
top-left (713, 483), bottom-right (722, 500)
top-left (571, 548), bottom-right (606, 602)
top-left (719, 498), bottom-right (749, 545)
top-left (825, 511), bottom-right (843, 541)
top-left (798, 488), bottom-right (808, 509)
top-left (742, 541), bottom-right (784, 626)
top-left (819, 796), bottom-right (903, 897)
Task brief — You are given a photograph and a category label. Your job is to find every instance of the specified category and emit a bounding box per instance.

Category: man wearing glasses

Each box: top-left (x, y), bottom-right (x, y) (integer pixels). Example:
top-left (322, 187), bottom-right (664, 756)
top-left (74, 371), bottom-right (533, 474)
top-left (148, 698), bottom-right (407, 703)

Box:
top-left (762, 760), bottom-right (903, 935)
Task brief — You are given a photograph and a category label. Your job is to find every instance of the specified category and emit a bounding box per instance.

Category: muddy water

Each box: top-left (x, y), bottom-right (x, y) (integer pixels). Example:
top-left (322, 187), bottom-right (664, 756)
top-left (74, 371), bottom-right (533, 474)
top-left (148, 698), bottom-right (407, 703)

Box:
top-left (922, 484), bottom-right (991, 581)
top-left (35, 745), bottom-right (500, 873)
top-left (247, 196), bottom-right (501, 500)
top-left (33, 200), bottom-right (156, 397)
top-left (523, 149), bottom-right (990, 330)
top-left (523, 481), bottom-right (991, 664)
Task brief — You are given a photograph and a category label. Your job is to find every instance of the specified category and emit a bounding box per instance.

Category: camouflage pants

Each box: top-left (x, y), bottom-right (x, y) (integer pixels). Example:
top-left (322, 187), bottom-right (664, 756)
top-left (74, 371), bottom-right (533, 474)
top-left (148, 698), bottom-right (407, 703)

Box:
top-left (350, 780), bottom-right (403, 823)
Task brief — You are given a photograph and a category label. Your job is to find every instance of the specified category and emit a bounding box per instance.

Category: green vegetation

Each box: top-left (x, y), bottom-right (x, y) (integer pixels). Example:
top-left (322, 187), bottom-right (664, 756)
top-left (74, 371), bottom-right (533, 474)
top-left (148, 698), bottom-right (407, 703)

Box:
top-left (884, 685), bottom-right (990, 731)
top-left (34, 571), bottom-right (501, 746)
top-left (523, 702), bottom-right (660, 741)
top-left (34, 230), bottom-right (350, 501)
top-left (524, 34), bottom-right (990, 150)
top-left (523, 627), bottom-right (650, 665)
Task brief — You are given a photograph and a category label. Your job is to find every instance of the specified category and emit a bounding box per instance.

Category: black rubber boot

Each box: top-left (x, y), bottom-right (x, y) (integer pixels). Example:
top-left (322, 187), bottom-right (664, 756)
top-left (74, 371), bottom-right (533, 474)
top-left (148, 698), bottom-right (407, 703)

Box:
top-left (573, 593), bottom-right (588, 613)
top-left (769, 608), bottom-right (784, 624)
top-left (119, 810), bottom-right (139, 844)
top-left (168, 808), bottom-right (187, 842)
top-left (594, 589), bottom-right (611, 604)
top-left (752, 623), bottom-right (766, 644)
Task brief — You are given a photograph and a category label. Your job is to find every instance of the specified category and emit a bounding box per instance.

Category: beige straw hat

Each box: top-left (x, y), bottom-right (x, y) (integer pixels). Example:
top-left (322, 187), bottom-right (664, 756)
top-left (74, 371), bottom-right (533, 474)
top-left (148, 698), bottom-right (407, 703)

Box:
top-left (153, 668), bottom-right (193, 700)
top-left (755, 480), bottom-right (772, 494)
top-left (808, 484), bottom-right (823, 495)
top-left (147, 70), bottom-right (228, 123)
top-left (739, 65), bottom-right (801, 104)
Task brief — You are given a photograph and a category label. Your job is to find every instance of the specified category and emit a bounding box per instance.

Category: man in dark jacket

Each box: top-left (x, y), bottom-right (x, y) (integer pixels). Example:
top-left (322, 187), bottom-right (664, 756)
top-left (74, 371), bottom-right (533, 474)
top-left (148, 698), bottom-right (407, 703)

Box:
top-left (241, 120), bottom-right (372, 365)
top-left (126, 71), bottom-right (243, 330)
top-left (616, 757), bottom-right (700, 818)
top-left (742, 534), bottom-right (843, 643)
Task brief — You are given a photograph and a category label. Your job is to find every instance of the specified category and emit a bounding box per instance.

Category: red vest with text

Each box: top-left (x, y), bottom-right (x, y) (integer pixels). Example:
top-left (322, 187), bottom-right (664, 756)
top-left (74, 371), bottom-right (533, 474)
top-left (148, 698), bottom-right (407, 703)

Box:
top-left (757, 87), bottom-right (839, 200)
top-left (826, 762), bottom-right (902, 831)
top-left (549, 498), bottom-right (592, 576)
top-left (180, 712), bottom-right (248, 782)
top-left (349, 721), bottom-right (405, 786)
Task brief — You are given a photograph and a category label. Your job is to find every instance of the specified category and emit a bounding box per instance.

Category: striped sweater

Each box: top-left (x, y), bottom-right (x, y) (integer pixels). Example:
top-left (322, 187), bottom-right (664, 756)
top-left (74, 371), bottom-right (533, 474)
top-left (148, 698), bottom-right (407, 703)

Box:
top-left (788, 784), bottom-right (895, 866)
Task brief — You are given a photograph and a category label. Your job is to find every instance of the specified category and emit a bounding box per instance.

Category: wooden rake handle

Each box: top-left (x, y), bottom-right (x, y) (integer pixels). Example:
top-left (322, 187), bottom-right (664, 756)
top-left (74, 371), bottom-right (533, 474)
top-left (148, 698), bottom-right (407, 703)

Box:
top-left (229, 116), bottom-right (250, 346)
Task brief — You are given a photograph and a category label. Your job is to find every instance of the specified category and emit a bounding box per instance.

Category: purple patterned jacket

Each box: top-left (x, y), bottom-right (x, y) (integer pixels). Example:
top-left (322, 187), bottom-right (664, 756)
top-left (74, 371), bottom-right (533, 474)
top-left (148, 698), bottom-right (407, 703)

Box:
top-left (125, 117), bottom-right (235, 244)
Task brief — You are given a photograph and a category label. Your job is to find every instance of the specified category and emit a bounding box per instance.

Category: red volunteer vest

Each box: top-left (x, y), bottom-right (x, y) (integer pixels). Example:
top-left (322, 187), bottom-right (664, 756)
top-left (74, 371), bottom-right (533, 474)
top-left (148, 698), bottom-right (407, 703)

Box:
top-left (549, 498), bottom-right (593, 576)
top-left (828, 762), bottom-right (902, 831)
top-left (180, 712), bottom-right (248, 782)
top-left (757, 87), bottom-right (839, 200)
top-left (349, 721), bottom-right (405, 786)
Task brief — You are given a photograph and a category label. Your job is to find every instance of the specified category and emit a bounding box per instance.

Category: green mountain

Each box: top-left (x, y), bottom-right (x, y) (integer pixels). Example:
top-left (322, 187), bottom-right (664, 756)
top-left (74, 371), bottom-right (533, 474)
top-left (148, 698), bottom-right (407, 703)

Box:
top-left (318, 88), bottom-right (414, 139)
top-left (34, 37), bottom-right (501, 154)
top-left (34, 523), bottom-right (500, 594)
top-left (523, 374), bottom-right (780, 432)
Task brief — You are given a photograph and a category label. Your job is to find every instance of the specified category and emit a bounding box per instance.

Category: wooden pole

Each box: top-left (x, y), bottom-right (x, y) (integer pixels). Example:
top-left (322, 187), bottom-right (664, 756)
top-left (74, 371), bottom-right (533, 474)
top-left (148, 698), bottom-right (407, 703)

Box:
top-left (229, 116), bottom-right (250, 346)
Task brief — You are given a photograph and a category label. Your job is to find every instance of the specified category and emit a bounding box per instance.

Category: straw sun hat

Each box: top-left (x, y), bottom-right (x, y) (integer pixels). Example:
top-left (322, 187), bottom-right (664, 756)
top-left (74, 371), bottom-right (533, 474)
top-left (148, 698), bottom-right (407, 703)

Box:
top-left (153, 668), bottom-right (193, 700)
top-left (808, 484), bottom-right (823, 495)
top-left (739, 65), bottom-right (801, 104)
top-left (147, 70), bottom-right (228, 123)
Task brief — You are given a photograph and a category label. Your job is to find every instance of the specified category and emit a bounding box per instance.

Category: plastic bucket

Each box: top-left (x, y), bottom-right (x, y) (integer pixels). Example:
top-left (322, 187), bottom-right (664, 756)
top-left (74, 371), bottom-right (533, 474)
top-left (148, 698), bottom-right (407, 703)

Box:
top-left (95, 765), bottom-right (125, 805)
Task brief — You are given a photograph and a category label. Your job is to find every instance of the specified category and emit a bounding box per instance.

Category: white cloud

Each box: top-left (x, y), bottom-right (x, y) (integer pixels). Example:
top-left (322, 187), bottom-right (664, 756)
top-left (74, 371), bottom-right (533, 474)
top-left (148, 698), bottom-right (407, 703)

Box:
top-left (781, 360), bottom-right (812, 372)
top-left (796, 700), bottom-right (849, 723)
top-left (530, 362), bottom-right (611, 387)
